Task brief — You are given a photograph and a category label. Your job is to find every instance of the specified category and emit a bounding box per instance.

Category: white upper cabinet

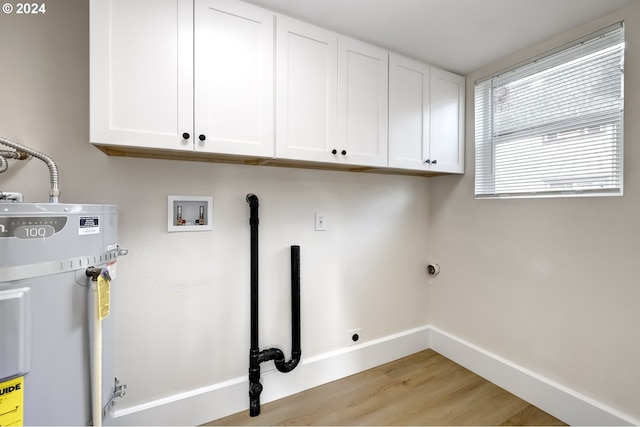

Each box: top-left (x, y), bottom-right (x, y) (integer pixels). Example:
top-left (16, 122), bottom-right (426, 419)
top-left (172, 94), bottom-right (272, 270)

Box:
top-left (388, 54), bottom-right (430, 170)
top-left (389, 54), bottom-right (465, 173)
top-left (337, 37), bottom-right (388, 167)
top-left (90, 0), bottom-right (194, 151)
top-left (90, 0), bottom-right (274, 157)
top-left (275, 17), bottom-right (337, 163)
top-left (275, 17), bottom-right (388, 167)
top-left (429, 67), bottom-right (465, 173)
top-left (194, 0), bottom-right (274, 157)
top-left (91, 1), bottom-right (463, 175)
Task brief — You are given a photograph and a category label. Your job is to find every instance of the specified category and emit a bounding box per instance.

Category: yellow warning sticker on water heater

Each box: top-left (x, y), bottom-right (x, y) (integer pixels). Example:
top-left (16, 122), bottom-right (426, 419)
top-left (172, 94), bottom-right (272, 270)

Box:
top-left (0, 376), bottom-right (24, 426)
top-left (97, 275), bottom-right (110, 320)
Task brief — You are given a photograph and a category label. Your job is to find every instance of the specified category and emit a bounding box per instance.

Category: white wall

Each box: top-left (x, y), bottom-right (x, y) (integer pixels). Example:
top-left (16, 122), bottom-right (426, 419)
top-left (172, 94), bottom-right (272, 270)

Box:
top-left (428, 2), bottom-right (640, 422)
top-left (0, 0), bottom-right (430, 421)
top-left (5, 0), bottom-right (640, 424)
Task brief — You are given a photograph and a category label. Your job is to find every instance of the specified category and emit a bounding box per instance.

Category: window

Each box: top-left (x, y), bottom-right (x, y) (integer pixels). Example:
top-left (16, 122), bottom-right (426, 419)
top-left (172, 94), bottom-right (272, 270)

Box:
top-left (475, 23), bottom-right (624, 198)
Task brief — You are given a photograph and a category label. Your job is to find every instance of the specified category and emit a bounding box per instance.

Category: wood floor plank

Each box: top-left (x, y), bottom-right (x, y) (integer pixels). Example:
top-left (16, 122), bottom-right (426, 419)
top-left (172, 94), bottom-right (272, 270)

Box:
top-left (204, 349), bottom-right (568, 426)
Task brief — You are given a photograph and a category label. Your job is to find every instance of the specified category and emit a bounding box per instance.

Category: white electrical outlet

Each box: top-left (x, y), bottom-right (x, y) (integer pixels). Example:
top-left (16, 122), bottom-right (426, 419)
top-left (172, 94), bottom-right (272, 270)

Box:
top-left (315, 212), bottom-right (327, 231)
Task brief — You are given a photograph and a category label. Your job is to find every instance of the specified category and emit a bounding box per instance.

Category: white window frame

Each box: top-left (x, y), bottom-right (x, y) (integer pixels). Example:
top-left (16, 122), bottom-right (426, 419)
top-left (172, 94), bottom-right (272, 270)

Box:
top-left (475, 22), bottom-right (625, 199)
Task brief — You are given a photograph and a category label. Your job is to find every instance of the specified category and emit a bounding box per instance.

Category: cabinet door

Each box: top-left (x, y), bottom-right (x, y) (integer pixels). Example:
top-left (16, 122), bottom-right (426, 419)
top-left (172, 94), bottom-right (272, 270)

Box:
top-left (275, 17), bottom-right (338, 163)
top-left (337, 37), bottom-right (388, 167)
top-left (90, 0), bottom-right (193, 151)
top-left (388, 54), bottom-right (430, 170)
top-left (429, 67), bottom-right (465, 173)
top-left (194, 0), bottom-right (274, 157)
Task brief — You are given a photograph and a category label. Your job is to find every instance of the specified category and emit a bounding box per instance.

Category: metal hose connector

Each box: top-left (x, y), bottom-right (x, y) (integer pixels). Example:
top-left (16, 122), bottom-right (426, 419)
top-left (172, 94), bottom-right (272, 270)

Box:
top-left (0, 150), bottom-right (29, 173)
top-left (0, 136), bottom-right (60, 203)
top-left (1, 150), bottom-right (29, 160)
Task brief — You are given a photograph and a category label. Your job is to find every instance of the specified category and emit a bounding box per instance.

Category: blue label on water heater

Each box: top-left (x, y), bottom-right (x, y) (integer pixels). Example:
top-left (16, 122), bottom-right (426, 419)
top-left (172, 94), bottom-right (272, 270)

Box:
top-left (79, 216), bottom-right (100, 235)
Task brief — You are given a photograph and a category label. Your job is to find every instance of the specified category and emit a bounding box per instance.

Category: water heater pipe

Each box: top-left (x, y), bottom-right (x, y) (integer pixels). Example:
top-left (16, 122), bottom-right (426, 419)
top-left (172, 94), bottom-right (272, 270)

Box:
top-left (0, 149), bottom-right (29, 159)
top-left (0, 150), bottom-right (29, 174)
top-left (86, 267), bottom-right (104, 427)
top-left (92, 283), bottom-right (103, 427)
top-left (246, 194), bottom-right (301, 417)
top-left (0, 136), bottom-right (60, 203)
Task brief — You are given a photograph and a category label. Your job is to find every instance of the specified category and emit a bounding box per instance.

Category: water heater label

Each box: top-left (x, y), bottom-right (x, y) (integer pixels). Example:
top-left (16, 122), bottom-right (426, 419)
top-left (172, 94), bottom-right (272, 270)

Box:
top-left (79, 216), bottom-right (100, 235)
top-left (0, 376), bottom-right (24, 426)
top-left (0, 217), bottom-right (67, 239)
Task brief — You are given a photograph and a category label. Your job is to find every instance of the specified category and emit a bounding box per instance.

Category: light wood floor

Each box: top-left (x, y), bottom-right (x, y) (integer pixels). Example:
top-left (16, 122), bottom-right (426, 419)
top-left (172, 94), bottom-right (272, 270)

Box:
top-left (205, 349), bottom-right (567, 426)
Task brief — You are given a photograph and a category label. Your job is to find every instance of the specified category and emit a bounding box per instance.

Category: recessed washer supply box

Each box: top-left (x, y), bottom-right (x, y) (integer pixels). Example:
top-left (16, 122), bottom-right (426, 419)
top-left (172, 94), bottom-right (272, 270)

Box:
top-left (167, 195), bottom-right (213, 232)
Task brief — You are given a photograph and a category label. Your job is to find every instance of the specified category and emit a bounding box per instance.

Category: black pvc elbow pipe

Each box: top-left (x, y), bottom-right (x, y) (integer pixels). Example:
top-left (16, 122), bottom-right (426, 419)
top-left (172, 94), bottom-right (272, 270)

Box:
top-left (246, 194), bottom-right (301, 417)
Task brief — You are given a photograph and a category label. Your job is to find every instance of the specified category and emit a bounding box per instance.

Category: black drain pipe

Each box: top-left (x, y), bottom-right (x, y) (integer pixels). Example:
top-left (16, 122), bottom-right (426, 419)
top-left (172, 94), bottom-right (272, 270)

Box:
top-left (246, 194), bottom-right (302, 417)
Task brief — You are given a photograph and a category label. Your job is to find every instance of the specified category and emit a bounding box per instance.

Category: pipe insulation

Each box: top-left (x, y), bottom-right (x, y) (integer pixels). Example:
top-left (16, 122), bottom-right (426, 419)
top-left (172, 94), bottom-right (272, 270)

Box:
top-left (246, 194), bottom-right (302, 417)
top-left (0, 136), bottom-right (60, 202)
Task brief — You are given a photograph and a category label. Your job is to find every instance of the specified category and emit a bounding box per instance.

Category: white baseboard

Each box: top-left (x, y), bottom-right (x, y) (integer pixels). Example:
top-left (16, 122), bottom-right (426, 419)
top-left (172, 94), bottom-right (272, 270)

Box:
top-left (110, 326), bottom-right (430, 426)
top-left (428, 326), bottom-right (639, 426)
top-left (109, 325), bottom-right (638, 426)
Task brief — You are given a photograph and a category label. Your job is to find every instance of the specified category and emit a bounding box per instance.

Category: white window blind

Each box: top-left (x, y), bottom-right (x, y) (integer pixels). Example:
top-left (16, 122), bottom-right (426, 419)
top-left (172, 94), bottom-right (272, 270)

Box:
top-left (475, 22), bottom-right (624, 198)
